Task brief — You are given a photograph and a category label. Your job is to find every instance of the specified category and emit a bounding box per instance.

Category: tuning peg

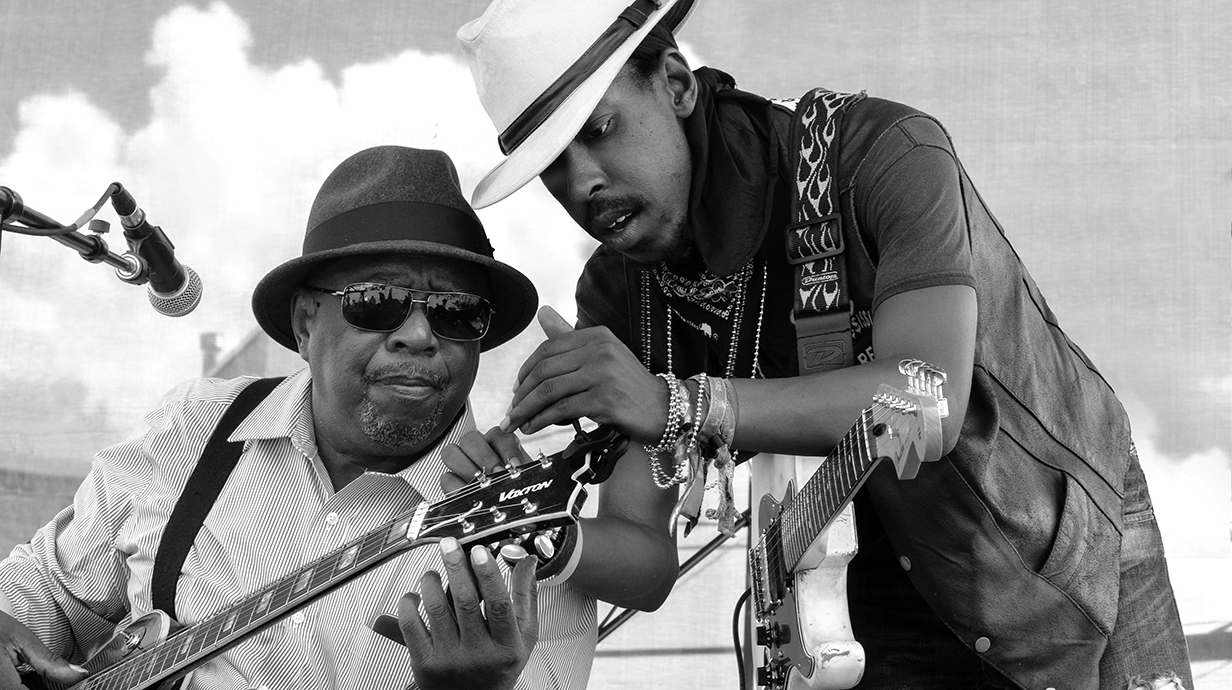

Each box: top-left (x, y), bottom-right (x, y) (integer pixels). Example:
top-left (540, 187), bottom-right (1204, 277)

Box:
top-left (533, 532), bottom-right (557, 559)
top-left (499, 543), bottom-right (529, 564)
top-left (538, 451), bottom-right (552, 469)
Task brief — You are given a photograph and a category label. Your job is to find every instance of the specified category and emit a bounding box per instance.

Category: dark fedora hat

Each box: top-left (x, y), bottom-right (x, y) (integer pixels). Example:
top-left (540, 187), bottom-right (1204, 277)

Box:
top-left (252, 145), bottom-right (537, 352)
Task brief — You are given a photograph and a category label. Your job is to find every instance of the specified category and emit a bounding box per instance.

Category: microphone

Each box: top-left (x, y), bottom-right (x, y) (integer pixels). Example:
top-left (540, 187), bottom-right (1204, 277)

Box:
top-left (109, 184), bottom-right (203, 317)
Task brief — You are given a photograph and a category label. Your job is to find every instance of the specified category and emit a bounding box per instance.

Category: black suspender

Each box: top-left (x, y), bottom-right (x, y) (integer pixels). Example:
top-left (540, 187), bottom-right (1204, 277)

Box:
top-left (151, 376), bottom-right (284, 620)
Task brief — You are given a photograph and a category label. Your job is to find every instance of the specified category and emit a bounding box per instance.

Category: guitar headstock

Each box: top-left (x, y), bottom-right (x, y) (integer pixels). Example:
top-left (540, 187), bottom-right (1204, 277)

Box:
top-left (414, 423), bottom-right (628, 552)
top-left (869, 360), bottom-right (948, 480)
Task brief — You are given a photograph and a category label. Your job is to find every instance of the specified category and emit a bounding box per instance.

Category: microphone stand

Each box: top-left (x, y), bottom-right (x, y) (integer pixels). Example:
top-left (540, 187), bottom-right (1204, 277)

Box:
top-left (0, 183), bottom-right (149, 284)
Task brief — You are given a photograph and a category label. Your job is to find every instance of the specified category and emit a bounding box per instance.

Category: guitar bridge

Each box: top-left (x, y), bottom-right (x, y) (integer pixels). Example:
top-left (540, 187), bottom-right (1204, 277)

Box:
top-left (749, 540), bottom-right (773, 619)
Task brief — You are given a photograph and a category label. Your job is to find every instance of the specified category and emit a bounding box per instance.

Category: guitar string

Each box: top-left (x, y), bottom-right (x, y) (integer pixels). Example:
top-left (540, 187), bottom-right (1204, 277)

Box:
top-left (758, 403), bottom-right (899, 588)
top-left (762, 404), bottom-right (886, 572)
top-left (80, 455), bottom-right (584, 688)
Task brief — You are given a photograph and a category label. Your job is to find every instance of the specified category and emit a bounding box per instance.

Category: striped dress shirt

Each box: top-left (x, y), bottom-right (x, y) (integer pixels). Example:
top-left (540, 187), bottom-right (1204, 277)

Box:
top-left (0, 370), bottom-right (597, 689)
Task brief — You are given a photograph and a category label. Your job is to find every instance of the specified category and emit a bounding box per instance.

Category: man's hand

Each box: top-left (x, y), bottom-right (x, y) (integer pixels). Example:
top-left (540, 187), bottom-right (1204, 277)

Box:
top-left (440, 427), bottom-right (532, 495)
top-left (502, 305), bottom-right (668, 444)
top-left (0, 611), bottom-right (86, 689)
top-left (398, 538), bottom-right (538, 690)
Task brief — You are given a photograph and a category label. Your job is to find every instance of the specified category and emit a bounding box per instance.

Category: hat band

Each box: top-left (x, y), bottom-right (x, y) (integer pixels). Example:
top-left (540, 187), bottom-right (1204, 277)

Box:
top-left (497, 0), bottom-right (661, 156)
top-left (306, 201), bottom-right (493, 257)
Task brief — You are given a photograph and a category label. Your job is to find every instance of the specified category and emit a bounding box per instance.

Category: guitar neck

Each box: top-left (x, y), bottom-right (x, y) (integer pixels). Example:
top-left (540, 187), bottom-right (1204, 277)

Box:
top-left (775, 408), bottom-right (881, 572)
top-left (80, 503), bottom-right (433, 689)
top-left (60, 423), bottom-right (626, 690)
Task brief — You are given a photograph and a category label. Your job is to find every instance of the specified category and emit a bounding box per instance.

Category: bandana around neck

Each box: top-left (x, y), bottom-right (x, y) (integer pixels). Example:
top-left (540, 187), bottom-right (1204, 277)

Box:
top-left (682, 67), bottom-right (779, 278)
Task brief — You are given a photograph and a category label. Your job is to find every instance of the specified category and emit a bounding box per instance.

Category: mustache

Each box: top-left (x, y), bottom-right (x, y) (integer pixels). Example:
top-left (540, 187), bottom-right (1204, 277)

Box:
top-left (584, 194), bottom-right (641, 227)
top-left (363, 364), bottom-right (447, 390)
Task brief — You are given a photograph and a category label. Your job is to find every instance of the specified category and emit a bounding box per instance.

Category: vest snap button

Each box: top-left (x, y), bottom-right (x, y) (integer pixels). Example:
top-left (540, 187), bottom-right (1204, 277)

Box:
top-left (898, 555), bottom-right (911, 571)
top-left (975, 636), bottom-right (991, 653)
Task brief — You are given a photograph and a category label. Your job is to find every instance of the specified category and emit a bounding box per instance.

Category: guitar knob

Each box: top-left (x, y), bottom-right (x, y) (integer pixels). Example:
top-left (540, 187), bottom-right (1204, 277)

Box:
top-left (533, 533), bottom-right (557, 559)
top-left (755, 622), bottom-right (788, 647)
top-left (499, 543), bottom-right (529, 563)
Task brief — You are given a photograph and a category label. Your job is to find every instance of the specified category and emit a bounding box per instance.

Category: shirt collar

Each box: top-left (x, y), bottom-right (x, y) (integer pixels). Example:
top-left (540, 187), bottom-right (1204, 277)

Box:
top-left (228, 368), bottom-right (476, 503)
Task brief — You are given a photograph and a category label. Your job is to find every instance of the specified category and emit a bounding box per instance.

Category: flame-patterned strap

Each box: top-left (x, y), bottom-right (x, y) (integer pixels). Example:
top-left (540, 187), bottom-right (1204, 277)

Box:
top-left (780, 88), bottom-right (866, 373)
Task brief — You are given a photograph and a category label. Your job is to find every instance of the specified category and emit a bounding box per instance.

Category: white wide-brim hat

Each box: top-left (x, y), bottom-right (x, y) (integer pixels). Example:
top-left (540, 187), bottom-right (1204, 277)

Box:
top-left (458, 0), bottom-right (697, 209)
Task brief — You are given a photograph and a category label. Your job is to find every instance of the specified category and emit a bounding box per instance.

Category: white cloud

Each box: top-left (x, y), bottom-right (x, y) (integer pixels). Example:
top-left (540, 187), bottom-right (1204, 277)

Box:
top-left (1122, 394), bottom-right (1232, 559)
top-left (0, 2), bottom-right (592, 426)
top-left (1198, 374), bottom-right (1232, 396)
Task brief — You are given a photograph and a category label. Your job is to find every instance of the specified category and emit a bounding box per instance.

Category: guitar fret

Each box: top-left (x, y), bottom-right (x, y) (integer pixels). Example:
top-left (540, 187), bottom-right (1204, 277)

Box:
top-left (198, 616), bottom-right (222, 655)
top-left (111, 659), bottom-right (135, 690)
top-left (337, 544), bottom-right (360, 571)
top-left (64, 449), bottom-right (606, 690)
top-left (234, 591), bottom-right (262, 631)
top-left (132, 644), bottom-right (164, 689)
top-left (148, 634), bottom-right (171, 682)
top-left (782, 408), bottom-right (877, 570)
top-left (357, 528), bottom-right (389, 564)
top-left (269, 572), bottom-right (297, 611)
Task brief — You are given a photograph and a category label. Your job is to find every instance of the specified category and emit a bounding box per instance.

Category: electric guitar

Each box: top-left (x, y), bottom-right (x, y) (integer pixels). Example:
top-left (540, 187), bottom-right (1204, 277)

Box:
top-left (25, 424), bottom-right (628, 690)
top-left (749, 360), bottom-right (948, 690)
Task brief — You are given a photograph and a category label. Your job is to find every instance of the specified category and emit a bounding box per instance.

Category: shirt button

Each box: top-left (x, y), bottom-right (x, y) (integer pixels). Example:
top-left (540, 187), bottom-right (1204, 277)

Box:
top-left (898, 556), bottom-right (911, 571)
top-left (974, 636), bottom-right (991, 653)
top-left (291, 612), bottom-right (306, 625)
top-left (325, 512), bottom-right (340, 526)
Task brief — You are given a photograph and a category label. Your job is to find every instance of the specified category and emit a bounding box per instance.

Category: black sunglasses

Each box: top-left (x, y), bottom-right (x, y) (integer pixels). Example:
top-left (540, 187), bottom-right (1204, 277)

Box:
top-left (305, 282), bottom-right (493, 341)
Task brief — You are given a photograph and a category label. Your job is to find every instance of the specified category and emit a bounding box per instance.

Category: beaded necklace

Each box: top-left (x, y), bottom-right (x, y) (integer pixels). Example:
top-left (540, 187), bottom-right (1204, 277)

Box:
top-left (640, 258), bottom-right (767, 489)
top-left (639, 258), bottom-right (768, 379)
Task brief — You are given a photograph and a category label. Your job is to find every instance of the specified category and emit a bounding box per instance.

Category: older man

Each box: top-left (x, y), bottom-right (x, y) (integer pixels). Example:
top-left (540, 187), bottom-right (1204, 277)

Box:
top-left (0, 146), bottom-right (677, 690)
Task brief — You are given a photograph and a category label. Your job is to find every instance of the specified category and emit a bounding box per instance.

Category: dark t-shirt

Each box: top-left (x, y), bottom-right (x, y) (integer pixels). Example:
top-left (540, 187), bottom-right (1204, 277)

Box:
top-left (576, 98), bottom-right (976, 376)
top-left (575, 92), bottom-right (1132, 686)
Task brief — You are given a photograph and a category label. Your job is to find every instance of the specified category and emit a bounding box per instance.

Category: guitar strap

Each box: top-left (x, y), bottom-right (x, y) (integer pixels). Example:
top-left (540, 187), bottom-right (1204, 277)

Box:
top-left (782, 88), bottom-right (866, 375)
top-left (151, 376), bottom-right (285, 621)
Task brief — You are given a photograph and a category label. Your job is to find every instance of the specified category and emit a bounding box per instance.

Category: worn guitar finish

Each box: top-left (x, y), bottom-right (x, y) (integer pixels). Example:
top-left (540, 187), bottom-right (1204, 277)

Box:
top-left (750, 362), bottom-right (947, 690)
top-left (26, 425), bottom-right (627, 690)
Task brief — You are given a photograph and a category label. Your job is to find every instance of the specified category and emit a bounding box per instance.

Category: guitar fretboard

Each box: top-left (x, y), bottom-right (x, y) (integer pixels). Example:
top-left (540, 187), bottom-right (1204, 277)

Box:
top-left (774, 407), bottom-right (880, 573)
top-left (80, 503), bottom-right (429, 690)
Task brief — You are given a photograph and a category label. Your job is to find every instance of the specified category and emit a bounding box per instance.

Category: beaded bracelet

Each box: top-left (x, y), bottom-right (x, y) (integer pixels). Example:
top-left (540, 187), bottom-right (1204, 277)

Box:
top-left (644, 373), bottom-right (686, 456)
top-left (645, 374), bottom-right (691, 488)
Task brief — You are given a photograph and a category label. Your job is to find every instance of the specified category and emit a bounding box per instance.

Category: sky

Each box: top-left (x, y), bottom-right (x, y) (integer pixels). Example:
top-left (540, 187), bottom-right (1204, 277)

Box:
top-left (0, 0), bottom-right (1227, 558)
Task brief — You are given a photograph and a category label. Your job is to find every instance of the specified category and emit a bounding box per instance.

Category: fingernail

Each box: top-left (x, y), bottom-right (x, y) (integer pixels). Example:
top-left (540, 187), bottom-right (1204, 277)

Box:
top-left (472, 545), bottom-right (490, 565)
top-left (70, 664), bottom-right (88, 674)
top-left (499, 415), bottom-right (511, 432)
top-left (440, 537), bottom-right (459, 555)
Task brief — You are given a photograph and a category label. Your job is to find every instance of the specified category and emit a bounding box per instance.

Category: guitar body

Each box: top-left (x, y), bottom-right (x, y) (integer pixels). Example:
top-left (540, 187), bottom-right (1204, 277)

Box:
top-left (749, 369), bottom-right (948, 690)
top-left (752, 457), bottom-right (865, 690)
top-left (19, 424), bottom-right (628, 690)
